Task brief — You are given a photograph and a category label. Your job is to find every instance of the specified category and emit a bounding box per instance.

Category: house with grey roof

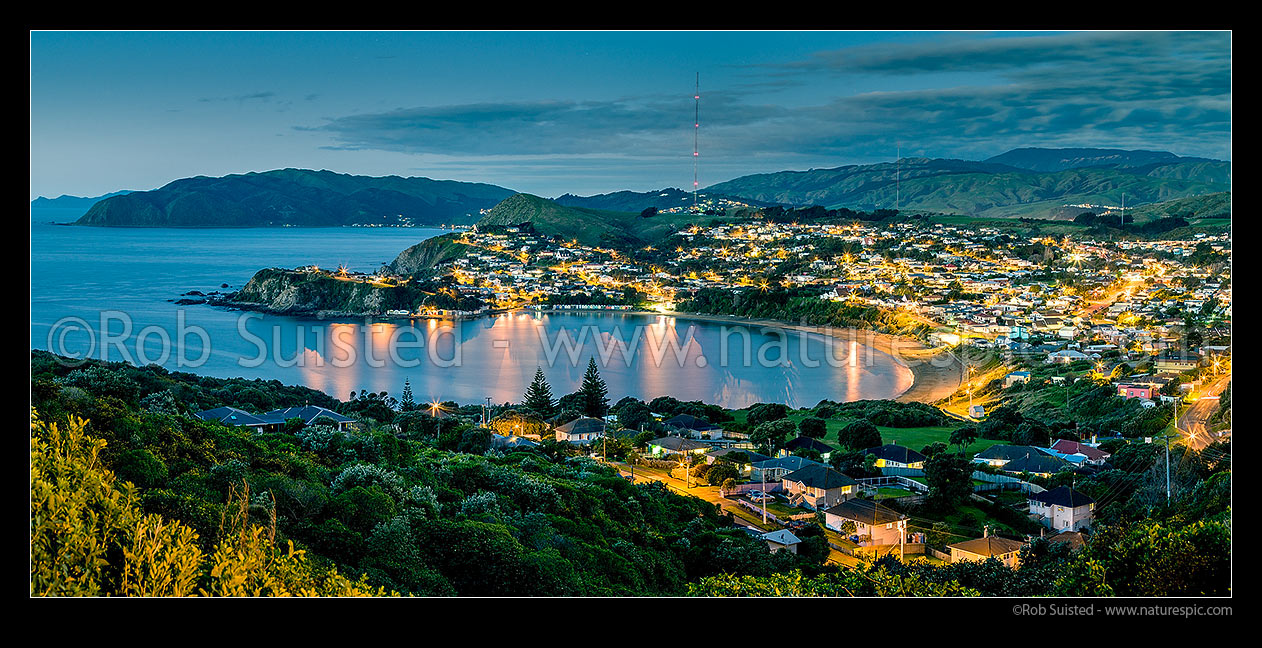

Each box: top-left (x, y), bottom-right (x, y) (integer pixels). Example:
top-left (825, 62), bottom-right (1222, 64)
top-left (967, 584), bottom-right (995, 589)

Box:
top-left (554, 417), bottom-right (605, 445)
top-left (194, 406), bottom-right (269, 432)
top-left (782, 436), bottom-right (837, 461)
top-left (760, 529), bottom-right (802, 554)
top-left (1028, 486), bottom-right (1096, 531)
top-left (824, 499), bottom-right (908, 546)
top-left (948, 531), bottom-right (1026, 568)
top-left (259, 405), bottom-right (356, 432)
top-left (864, 444), bottom-right (927, 470)
top-left (751, 455), bottom-right (823, 483)
top-left (973, 445), bottom-right (1054, 467)
top-left (997, 453), bottom-right (1069, 477)
top-left (780, 464), bottom-right (858, 510)
top-left (662, 413), bottom-right (723, 440)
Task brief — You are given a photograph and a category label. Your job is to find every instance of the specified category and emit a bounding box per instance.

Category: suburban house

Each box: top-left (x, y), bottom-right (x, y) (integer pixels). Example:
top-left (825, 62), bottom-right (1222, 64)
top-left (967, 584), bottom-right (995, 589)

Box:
top-left (1117, 383), bottom-right (1155, 400)
top-left (1004, 371), bottom-right (1032, 388)
top-left (554, 416), bottom-right (605, 445)
top-left (823, 499), bottom-right (908, 546)
top-left (259, 405), bottom-right (356, 432)
top-left (973, 445), bottom-right (1052, 468)
top-left (865, 444), bottom-right (927, 470)
top-left (996, 453), bottom-right (1069, 477)
top-left (194, 406), bottom-right (269, 433)
top-left (782, 436), bottom-right (837, 462)
top-left (1046, 530), bottom-right (1087, 552)
top-left (647, 435), bottom-right (710, 457)
top-left (1156, 353), bottom-right (1201, 373)
top-left (1046, 349), bottom-right (1090, 364)
top-left (780, 464), bottom-right (857, 510)
top-left (1049, 439), bottom-right (1111, 465)
top-left (948, 532), bottom-right (1026, 568)
top-left (662, 413), bottom-right (724, 440)
top-left (751, 455), bottom-right (824, 483)
top-left (1028, 486), bottom-right (1096, 532)
top-left (760, 529), bottom-right (802, 554)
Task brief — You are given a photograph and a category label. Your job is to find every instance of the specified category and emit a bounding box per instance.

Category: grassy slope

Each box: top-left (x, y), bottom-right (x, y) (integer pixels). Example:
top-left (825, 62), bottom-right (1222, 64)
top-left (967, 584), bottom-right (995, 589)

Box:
top-left (478, 193), bottom-right (725, 248)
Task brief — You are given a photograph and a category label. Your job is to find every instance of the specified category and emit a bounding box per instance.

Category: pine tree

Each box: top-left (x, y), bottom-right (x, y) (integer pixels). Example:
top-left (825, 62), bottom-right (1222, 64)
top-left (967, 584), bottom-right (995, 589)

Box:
top-left (578, 358), bottom-right (609, 418)
top-left (522, 367), bottom-right (556, 419)
top-left (400, 378), bottom-right (415, 412)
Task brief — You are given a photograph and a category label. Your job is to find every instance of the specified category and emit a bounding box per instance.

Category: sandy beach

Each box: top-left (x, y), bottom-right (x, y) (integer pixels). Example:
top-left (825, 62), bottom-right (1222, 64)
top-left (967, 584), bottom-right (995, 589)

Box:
top-left (529, 308), bottom-right (964, 405)
top-left (659, 311), bottom-right (963, 404)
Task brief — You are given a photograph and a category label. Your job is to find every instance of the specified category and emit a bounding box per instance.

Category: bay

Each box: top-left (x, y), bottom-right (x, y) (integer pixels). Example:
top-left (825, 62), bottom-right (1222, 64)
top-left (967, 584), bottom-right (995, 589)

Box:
top-left (30, 216), bottom-right (912, 408)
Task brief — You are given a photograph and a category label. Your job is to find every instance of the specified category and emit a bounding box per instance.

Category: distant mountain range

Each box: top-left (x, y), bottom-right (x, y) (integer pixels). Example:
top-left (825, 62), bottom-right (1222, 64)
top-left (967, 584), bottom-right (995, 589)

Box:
top-left (50, 148), bottom-right (1229, 227)
top-left (982, 147), bottom-right (1221, 173)
top-left (71, 169), bottom-right (516, 227)
top-left (31, 191), bottom-right (133, 210)
top-left (553, 187), bottom-right (777, 212)
top-left (705, 150), bottom-right (1229, 219)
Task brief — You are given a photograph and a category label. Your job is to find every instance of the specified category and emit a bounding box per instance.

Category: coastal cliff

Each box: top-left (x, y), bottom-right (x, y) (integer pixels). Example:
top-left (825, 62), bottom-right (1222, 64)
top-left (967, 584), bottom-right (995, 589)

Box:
top-left (229, 267), bottom-right (484, 317)
top-left (231, 268), bottom-right (406, 315)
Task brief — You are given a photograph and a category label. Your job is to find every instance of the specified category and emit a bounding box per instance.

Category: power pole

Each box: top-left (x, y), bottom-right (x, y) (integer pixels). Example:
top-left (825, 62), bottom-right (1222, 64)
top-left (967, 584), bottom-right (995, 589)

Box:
top-left (761, 469), bottom-right (767, 525)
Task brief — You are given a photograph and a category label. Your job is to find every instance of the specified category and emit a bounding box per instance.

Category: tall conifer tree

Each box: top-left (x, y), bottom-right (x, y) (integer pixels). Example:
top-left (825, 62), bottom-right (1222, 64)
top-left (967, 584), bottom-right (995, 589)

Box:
top-left (579, 358), bottom-right (609, 418)
top-left (400, 378), bottom-right (415, 412)
top-left (522, 367), bottom-right (556, 419)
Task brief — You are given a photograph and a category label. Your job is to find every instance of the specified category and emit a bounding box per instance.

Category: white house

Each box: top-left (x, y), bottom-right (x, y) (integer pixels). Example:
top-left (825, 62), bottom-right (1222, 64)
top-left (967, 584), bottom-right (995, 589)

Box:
top-left (1028, 486), bottom-right (1096, 532)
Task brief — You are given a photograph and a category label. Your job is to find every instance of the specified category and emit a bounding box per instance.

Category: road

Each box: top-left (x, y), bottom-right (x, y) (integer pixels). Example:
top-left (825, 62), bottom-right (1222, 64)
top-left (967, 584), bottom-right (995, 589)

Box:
top-left (1177, 372), bottom-right (1231, 451)
top-left (608, 461), bottom-right (860, 566)
top-left (1080, 279), bottom-right (1144, 318)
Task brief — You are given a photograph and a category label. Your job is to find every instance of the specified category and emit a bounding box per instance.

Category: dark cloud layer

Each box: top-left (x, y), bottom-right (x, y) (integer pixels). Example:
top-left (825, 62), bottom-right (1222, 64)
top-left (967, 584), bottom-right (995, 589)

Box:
top-left (310, 31), bottom-right (1231, 179)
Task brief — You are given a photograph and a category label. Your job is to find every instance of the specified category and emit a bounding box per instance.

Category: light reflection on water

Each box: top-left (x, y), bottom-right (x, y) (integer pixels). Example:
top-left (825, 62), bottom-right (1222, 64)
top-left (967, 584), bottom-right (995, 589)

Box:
top-left (31, 220), bottom-right (912, 408)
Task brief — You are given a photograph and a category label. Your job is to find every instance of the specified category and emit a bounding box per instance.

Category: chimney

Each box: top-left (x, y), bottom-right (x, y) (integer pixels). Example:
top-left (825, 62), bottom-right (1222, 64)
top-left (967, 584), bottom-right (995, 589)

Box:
top-left (983, 525), bottom-right (990, 538)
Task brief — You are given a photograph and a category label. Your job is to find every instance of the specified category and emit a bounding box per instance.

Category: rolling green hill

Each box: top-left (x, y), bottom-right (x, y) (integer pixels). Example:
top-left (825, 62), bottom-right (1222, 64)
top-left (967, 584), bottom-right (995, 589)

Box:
top-left (74, 169), bottom-right (516, 227)
top-left (389, 234), bottom-right (491, 277)
top-left (476, 193), bottom-right (725, 248)
top-left (553, 187), bottom-right (779, 212)
top-left (983, 147), bottom-right (1220, 172)
top-left (705, 155), bottom-right (1230, 219)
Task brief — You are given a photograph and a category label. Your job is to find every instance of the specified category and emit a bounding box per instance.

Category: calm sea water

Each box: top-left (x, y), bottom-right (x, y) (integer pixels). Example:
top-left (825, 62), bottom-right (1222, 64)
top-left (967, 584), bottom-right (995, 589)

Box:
top-left (30, 213), bottom-right (911, 408)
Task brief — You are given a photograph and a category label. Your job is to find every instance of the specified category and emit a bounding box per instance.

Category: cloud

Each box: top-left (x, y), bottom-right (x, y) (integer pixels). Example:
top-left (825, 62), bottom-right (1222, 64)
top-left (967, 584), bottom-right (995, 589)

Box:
top-left (758, 31), bottom-right (1229, 77)
top-left (307, 31), bottom-right (1231, 177)
top-left (199, 91), bottom-right (277, 103)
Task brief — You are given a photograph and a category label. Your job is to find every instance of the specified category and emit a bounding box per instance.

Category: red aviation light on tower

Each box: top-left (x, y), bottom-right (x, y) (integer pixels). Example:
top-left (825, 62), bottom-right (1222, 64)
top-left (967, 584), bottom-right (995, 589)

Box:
top-left (693, 73), bottom-right (700, 212)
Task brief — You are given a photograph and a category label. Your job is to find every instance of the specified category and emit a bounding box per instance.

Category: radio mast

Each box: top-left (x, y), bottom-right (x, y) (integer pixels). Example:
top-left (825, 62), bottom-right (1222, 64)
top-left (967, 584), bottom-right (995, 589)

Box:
top-left (693, 73), bottom-right (700, 212)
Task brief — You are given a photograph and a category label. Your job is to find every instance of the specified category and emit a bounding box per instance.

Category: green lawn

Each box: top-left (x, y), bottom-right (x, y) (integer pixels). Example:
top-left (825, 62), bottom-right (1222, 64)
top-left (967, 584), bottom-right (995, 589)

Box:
top-left (729, 409), bottom-right (1006, 456)
top-left (761, 499), bottom-right (805, 518)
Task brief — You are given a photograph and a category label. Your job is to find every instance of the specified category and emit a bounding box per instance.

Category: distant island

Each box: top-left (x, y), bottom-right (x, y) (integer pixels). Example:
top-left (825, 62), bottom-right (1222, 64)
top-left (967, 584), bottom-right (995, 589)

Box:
top-left (71, 169), bottom-right (517, 228)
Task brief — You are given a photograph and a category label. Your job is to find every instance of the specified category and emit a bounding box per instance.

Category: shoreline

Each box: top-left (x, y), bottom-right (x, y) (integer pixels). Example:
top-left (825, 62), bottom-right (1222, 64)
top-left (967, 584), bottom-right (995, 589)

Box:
top-left (204, 301), bottom-right (963, 406)
top-left (524, 308), bottom-right (964, 405)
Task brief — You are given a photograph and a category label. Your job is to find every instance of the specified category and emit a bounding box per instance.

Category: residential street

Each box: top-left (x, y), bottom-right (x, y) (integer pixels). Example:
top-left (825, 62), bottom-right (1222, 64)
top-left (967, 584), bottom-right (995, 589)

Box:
top-left (1178, 373), bottom-right (1231, 450)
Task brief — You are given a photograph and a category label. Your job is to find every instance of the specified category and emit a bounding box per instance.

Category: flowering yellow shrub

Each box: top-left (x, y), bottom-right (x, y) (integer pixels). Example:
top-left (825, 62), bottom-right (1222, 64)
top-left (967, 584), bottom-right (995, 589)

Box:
top-left (31, 411), bottom-right (392, 597)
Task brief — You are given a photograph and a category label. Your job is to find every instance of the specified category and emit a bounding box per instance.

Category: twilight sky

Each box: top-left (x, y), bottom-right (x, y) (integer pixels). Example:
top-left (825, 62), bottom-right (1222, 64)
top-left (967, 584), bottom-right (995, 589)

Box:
top-left (29, 30), bottom-right (1231, 200)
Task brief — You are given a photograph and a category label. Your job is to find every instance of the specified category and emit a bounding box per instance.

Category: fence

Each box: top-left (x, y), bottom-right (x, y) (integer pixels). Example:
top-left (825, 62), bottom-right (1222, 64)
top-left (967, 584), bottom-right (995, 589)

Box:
top-left (879, 466), bottom-right (926, 477)
top-left (857, 475), bottom-right (929, 493)
top-left (972, 471), bottom-right (1045, 494)
top-left (927, 547), bottom-right (953, 562)
top-left (734, 499), bottom-right (811, 524)
top-left (854, 543), bottom-right (926, 557)
top-left (724, 482), bottom-right (785, 496)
